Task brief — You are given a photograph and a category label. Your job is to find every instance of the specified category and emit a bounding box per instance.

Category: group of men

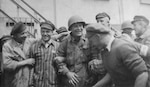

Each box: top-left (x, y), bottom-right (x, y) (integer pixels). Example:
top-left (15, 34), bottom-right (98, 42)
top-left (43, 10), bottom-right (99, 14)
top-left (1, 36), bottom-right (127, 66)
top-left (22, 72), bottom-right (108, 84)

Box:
top-left (0, 12), bottom-right (150, 87)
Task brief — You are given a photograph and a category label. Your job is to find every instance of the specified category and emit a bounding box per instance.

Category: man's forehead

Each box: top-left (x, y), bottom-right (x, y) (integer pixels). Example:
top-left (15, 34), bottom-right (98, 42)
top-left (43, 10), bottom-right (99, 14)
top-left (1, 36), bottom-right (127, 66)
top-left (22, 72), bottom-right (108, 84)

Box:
top-left (41, 28), bottom-right (53, 31)
top-left (97, 17), bottom-right (110, 20)
top-left (97, 17), bottom-right (110, 23)
top-left (72, 22), bottom-right (84, 26)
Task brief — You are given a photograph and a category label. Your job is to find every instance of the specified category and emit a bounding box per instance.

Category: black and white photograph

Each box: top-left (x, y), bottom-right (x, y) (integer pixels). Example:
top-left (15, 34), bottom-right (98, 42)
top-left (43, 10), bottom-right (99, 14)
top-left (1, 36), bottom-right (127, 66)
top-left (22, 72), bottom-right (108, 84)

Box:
top-left (0, 0), bottom-right (150, 87)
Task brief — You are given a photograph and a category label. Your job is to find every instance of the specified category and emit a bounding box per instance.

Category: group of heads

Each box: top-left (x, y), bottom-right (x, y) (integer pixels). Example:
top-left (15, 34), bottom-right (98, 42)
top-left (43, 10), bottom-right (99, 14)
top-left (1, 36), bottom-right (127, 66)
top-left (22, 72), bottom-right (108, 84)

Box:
top-left (8, 20), bottom-right (56, 43)
top-left (9, 15), bottom-right (86, 43)
top-left (96, 12), bottom-right (149, 37)
top-left (9, 13), bottom-right (149, 46)
top-left (40, 16), bottom-right (86, 42)
top-left (121, 15), bottom-right (149, 39)
top-left (86, 13), bottom-right (149, 50)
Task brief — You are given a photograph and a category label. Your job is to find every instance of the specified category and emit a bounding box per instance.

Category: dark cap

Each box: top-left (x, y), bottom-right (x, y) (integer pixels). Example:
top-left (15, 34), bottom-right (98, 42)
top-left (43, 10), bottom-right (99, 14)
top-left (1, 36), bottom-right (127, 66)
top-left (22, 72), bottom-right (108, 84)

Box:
top-left (96, 12), bottom-right (110, 20)
top-left (40, 21), bottom-right (55, 31)
top-left (132, 15), bottom-right (149, 25)
top-left (86, 23), bottom-right (110, 34)
top-left (10, 22), bottom-right (26, 36)
top-left (56, 26), bottom-right (68, 34)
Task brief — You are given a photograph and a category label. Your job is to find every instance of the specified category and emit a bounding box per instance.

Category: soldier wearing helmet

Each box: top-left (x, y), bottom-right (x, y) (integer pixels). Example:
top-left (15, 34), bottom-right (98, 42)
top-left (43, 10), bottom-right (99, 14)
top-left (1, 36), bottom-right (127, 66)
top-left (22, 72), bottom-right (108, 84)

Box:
top-left (54, 15), bottom-right (90, 87)
top-left (120, 21), bottom-right (136, 40)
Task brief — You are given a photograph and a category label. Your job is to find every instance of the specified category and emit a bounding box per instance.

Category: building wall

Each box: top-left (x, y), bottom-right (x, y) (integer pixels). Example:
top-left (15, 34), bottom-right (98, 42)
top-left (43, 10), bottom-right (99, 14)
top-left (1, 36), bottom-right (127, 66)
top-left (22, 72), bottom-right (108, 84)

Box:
top-left (0, 0), bottom-right (150, 37)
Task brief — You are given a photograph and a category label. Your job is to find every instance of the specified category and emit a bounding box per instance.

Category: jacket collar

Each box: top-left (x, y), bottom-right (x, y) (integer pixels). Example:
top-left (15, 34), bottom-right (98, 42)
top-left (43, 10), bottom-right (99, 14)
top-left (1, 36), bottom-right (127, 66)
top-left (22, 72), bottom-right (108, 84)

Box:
top-left (67, 34), bottom-right (89, 49)
top-left (38, 39), bottom-right (55, 48)
top-left (106, 36), bottom-right (115, 52)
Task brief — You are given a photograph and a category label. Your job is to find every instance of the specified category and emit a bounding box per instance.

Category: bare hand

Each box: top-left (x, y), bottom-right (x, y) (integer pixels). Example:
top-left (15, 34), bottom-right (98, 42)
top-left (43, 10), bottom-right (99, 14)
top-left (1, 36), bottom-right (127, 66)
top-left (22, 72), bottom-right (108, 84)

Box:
top-left (66, 72), bottom-right (79, 86)
top-left (25, 58), bottom-right (35, 66)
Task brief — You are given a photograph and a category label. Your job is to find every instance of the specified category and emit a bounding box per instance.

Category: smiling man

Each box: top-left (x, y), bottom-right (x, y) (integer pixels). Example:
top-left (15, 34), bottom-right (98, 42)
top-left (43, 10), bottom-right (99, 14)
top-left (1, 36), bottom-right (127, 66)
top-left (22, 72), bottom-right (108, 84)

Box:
top-left (28, 21), bottom-right (59, 87)
top-left (54, 15), bottom-right (89, 87)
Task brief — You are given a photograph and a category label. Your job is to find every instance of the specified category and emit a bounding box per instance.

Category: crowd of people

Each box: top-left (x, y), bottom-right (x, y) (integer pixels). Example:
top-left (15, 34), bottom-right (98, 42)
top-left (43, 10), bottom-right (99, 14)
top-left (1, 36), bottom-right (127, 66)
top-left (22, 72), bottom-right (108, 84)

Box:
top-left (0, 12), bottom-right (150, 87)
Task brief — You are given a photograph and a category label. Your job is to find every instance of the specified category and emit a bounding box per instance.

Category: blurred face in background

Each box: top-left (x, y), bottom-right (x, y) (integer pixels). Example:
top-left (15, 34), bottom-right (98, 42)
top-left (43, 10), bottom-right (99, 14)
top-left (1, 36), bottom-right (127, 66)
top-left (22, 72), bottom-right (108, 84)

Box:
top-left (70, 23), bottom-right (84, 37)
top-left (96, 17), bottom-right (110, 27)
top-left (133, 21), bottom-right (146, 37)
top-left (41, 28), bottom-right (53, 42)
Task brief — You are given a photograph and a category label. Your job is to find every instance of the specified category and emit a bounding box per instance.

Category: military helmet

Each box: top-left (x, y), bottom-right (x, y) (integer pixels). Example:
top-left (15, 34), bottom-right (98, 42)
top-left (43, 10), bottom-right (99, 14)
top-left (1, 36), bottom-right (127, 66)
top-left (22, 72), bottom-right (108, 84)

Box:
top-left (68, 15), bottom-right (85, 31)
top-left (121, 21), bottom-right (134, 30)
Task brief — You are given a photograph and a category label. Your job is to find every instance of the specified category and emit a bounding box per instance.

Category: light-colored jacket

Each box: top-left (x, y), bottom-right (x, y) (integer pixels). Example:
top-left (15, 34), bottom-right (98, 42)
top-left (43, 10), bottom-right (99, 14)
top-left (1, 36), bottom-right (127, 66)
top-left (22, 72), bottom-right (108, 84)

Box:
top-left (2, 38), bottom-right (36, 87)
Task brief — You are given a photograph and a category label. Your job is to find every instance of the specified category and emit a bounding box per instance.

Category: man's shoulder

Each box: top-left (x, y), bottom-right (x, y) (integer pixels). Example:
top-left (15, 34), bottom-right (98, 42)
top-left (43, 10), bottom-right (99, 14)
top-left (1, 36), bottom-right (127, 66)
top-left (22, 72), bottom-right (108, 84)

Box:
top-left (113, 38), bottom-right (134, 51)
top-left (51, 39), bottom-right (60, 47)
top-left (29, 39), bottom-right (41, 49)
top-left (3, 39), bottom-right (14, 47)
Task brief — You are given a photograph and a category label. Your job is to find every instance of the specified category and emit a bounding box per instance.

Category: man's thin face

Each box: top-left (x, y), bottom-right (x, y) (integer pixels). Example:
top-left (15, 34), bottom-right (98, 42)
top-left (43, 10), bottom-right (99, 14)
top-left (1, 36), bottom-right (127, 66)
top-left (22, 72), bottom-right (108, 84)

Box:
top-left (133, 21), bottom-right (143, 37)
top-left (41, 28), bottom-right (53, 42)
top-left (70, 23), bottom-right (83, 37)
top-left (97, 17), bottom-right (110, 27)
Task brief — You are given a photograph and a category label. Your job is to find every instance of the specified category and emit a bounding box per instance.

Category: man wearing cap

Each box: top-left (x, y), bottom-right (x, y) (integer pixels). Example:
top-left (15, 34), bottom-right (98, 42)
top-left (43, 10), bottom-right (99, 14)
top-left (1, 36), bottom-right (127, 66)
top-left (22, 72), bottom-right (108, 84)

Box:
top-left (28, 21), bottom-right (59, 87)
top-left (120, 21), bottom-right (136, 40)
top-left (54, 15), bottom-right (89, 87)
top-left (54, 26), bottom-right (69, 42)
top-left (2, 22), bottom-right (35, 87)
top-left (120, 21), bottom-right (150, 59)
top-left (95, 12), bottom-right (121, 37)
top-left (132, 15), bottom-right (150, 87)
top-left (86, 23), bottom-right (148, 87)
top-left (132, 15), bottom-right (149, 43)
top-left (89, 12), bottom-right (121, 87)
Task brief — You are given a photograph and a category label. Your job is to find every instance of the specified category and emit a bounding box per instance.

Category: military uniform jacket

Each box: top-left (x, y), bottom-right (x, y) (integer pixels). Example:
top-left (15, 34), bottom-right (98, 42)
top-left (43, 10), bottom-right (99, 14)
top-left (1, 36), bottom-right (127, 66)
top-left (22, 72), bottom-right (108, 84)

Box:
top-left (57, 35), bottom-right (89, 87)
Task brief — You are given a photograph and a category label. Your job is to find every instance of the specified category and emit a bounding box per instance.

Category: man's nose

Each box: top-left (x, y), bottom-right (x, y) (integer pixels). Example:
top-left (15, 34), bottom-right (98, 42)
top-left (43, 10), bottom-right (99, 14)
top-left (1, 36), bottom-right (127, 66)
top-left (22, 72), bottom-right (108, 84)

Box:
top-left (43, 32), bottom-right (47, 35)
top-left (77, 26), bottom-right (83, 30)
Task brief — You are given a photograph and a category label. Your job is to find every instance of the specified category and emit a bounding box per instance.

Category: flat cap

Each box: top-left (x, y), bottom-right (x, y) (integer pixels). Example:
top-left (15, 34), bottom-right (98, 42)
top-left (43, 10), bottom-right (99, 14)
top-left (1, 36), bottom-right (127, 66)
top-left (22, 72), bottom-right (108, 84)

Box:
top-left (121, 21), bottom-right (134, 30)
top-left (86, 23), bottom-right (110, 34)
top-left (132, 15), bottom-right (149, 25)
top-left (56, 26), bottom-right (68, 34)
top-left (40, 21), bottom-right (55, 31)
top-left (11, 22), bottom-right (26, 36)
top-left (96, 12), bottom-right (110, 20)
